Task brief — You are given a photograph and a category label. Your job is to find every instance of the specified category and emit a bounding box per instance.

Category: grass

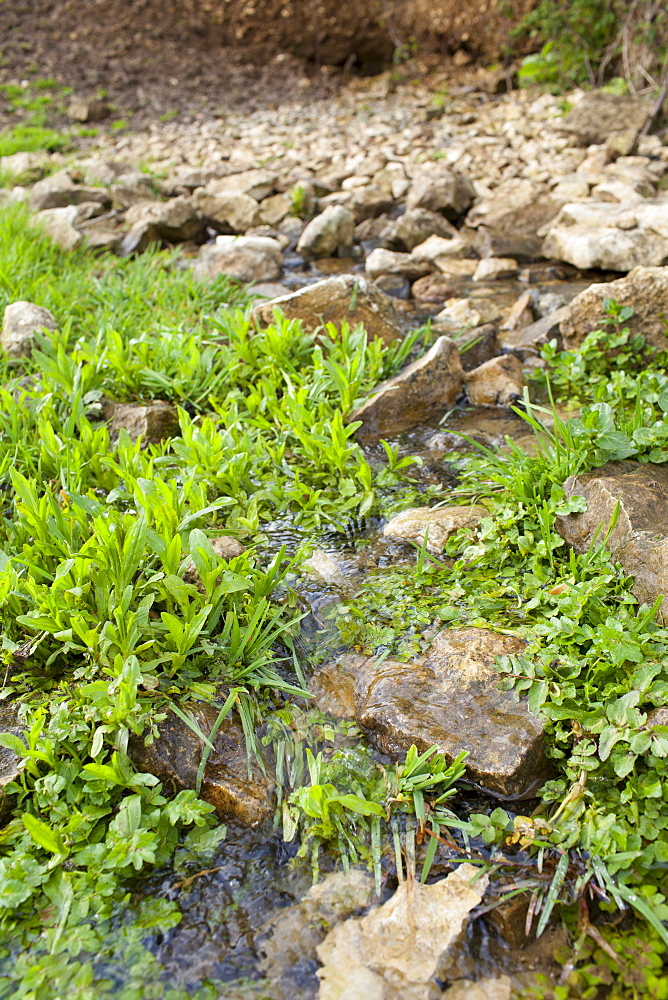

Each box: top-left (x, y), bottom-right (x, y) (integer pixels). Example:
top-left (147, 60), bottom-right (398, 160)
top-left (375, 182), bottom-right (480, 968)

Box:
top-left (0, 194), bottom-right (668, 998)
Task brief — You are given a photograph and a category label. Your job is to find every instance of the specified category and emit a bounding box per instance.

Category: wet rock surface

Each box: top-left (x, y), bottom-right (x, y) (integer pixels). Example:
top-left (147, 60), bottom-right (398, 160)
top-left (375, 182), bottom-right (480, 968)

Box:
top-left (464, 355), bottom-right (525, 407)
top-left (382, 505), bottom-right (487, 553)
top-left (128, 705), bottom-right (274, 826)
top-left (557, 461), bottom-right (668, 622)
top-left (310, 628), bottom-right (550, 798)
top-left (317, 864), bottom-right (488, 1000)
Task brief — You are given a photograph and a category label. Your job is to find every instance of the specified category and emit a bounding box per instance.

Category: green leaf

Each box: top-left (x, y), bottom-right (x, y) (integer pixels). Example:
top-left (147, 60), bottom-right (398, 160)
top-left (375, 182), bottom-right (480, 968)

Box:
top-left (23, 814), bottom-right (67, 855)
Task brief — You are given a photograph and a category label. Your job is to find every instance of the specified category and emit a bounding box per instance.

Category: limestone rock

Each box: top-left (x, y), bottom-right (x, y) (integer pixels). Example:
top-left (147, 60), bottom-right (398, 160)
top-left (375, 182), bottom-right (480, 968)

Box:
top-left (542, 224), bottom-right (668, 271)
top-left (434, 298), bottom-right (501, 330)
top-left (0, 150), bottom-right (51, 183)
top-left (67, 97), bottom-right (111, 123)
top-left (466, 179), bottom-right (562, 241)
top-left (1, 301), bottom-right (57, 358)
top-left (258, 192), bottom-right (291, 227)
top-left (473, 257), bottom-right (518, 282)
top-left (499, 291), bottom-right (534, 332)
top-left (195, 189), bottom-right (262, 233)
top-left (390, 209), bottom-right (460, 251)
top-left (34, 205), bottom-right (83, 251)
top-left (432, 258), bottom-right (478, 278)
top-left (102, 399), bottom-right (180, 445)
top-left (498, 305), bottom-right (569, 354)
top-left (556, 461), bottom-right (668, 622)
top-left (349, 336), bottom-right (464, 437)
top-left (119, 196), bottom-right (204, 254)
top-left (411, 234), bottom-right (469, 264)
top-left (365, 248), bottom-right (433, 281)
top-left (317, 865), bottom-right (488, 1000)
top-left (383, 505), bottom-right (486, 553)
top-left (411, 274), bottom-right (456, 302)
top-left (310, 628), bottom-right (549, 797)
top-left (28, 170), bottom-right (111, 213)
top-left (192, 235), bottom-right (284, 283)
top-left (443, 978), bottom-right (512, 1000)
top-left (252, 275), bottom-right (403, 345)
top-left (559, 266), bottom-right (668, 351)
top-left (127, 706), bottom-right (273, 826)
top-left (453, 324), bottom-right (502, 371)
top-left (302, 549), bottom-right (347, 588)
top-left (110, 172), bottom-right (156, 209)
top-left (297, 205), bottom-right (355, 258)
top-left (464, 355), bottom-right (525, 407)
top-left (204, 168), bottom-right (278, 201)
top-left (406, 168), bottom-right (474, 220)
top-left (559, 92), bottom-right (652, 149)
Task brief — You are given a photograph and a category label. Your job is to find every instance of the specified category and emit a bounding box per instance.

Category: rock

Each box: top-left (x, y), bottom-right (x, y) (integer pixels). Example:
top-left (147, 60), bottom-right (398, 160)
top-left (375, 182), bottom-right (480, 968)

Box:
top-left (310, 628), bottom-right (549, 797)
top-left (464, 355), bottom-right (525, 407)
top-left (34, 205), bottom-right (83, 250)
top-left (110, 173), bottom-right (156, 210)
top-left (349, 336), bottom-right (464, 437)
top-left (383, 505), bottom-right (487, 553)
top-left (432, 258), bottom-right (478, 278)
top-left (466, 180), bottom-right (562, 256)
top-left (127, 706), bottom-right (273, 826)
top-left (302, 549), bottom-right (347, 588)
top-left (406, 169), bottom-right (475, 220)
top-left (542, 224), bottom-right (668, 271)
top-left (296, 205), bottom-right (355, 258)
top-left (390, 209), bottom-right (461, 252)
top-left (499, 305), bottom-right (569, 354)
top-left (182, 536), bottom-right (247, 590)
top-left (120, 196), bottom-right (204, 254)
top-left (365, 248), bottom-right (433, 281)
top-left (195, 189), bottom-right (261, 233)
top-left (443, 978), bottom-right (512, 1000)
top-left (559, 266), bottom-right (668, 351)
top-left (258, 192), bottom-right (291, 227)
top-left (0, 704), bottom-right (24, 825)
top-left (499, 291), bottom-right (534, 331)
top-left (345, 185), bottom-right (394, 223)
top-left (249, 281), bottom-right (291, 299)
top-left (411, 234), bottom-right (469, 264)
top-left (67, 97), bottom-right (111, 122)
top-left (259, 870), bottom-right (376, 991)
top-left (1, 301), bottom-right (57, 358)
top-left (556, 461), bottom-right (668, 622)
top-left (411, 274), bottom-right (455, 302)
top-left (454, 324), bottom-right (502, 371)
top-left (204, 168), bottom-right (278, 202)
top-left (374, 274), bottom-right (411, 299)
top-left (192, 235), bottom-right (284, 283)
top-left (102, 399), bottom-right (180, 445)
top-left (434, 298), bottom-right (501, 330)
top-left (252, 275), bottom-right (403, 345)
top-left (28, 170), bottom-right (111, 213)
top-left (317, 865), bottom-right (488, 1000)
top-left (0, 150), bottom-right (51, 183)
top-left (473, 257), bottom-right (518, 282)
top-left (559, 93), bottom-right (652, 149)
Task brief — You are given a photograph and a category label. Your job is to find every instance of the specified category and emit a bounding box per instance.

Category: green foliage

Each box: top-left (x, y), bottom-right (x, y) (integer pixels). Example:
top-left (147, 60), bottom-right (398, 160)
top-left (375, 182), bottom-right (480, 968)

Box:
top-left (0, 79), bottom-right (73, 155)
top-left (0, 125), bottom-right (71, 157)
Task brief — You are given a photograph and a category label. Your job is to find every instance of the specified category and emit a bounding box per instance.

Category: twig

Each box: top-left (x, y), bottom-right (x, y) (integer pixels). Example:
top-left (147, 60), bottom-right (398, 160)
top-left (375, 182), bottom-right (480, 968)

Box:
top-left (167, 865), bottom-right (226, 892)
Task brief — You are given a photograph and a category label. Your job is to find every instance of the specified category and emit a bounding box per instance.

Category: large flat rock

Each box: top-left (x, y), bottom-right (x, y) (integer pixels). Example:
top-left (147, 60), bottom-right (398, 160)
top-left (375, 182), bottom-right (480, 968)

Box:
top-left (557, 461), bottom-right (668, 622)
top-left (310, 627), bottom-right (549, 798)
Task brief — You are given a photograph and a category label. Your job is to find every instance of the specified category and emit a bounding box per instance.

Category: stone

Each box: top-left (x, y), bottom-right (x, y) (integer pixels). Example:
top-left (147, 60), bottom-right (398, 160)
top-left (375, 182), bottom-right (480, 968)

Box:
top-left (192, 235), bottom-right (284, 283)
top-left (559, 93), bottom-right (652, 149)
top-left (411, 234), bottom-right (469, 264)
top-left (196, 189), bottom-right (261, 233)
top-left (127, 706), bottom-right (272, 826)
top-left (0, 703), bottom-right (24, 825)
top-left (432, 258), bottom-right (478, 278)
top-left (542, 224), bottom-right (668, 272)
top-left (110, 173), bottom-right (156, 210)
top-left (375, 274), bottom-right (411, 299)
top-left (499, 291), bottom-right (534, 331)
top-left (473, 257), bottom-right (518, 282)
top-left (252, 275), bottom-right (403, 345)
top-left (1, 301), bottom-right (57, 358)
top-left (443, 978), bottom-right (512, 1000)
top-left (182, 536), bottom-right (247, 590)
top-left (302, 549), bottom-right (347, 588)
top-left (365, 248), bottom-right (433, 281)
top-left (406, 169), bottom-right (475, 220)
top-left (434, 298), bottom-right (501, 330)
top-left (317, 865), bottom-right (488, 1000)
top-left (28, 170), bottom-right (111, 213)
top-left (67, 97), bottom-right (111, 122)
top-left (345, 185), bottom-right (394, 223)
top-left (0, 150), bottom-right (50, 183)
top-left (465, 180), bottom-right (561, 238)
top-left (102, 399), bottom-right (180, 445)
top-left (258, 192), bottom-right (291, 227)
top-left (310, 628), bottom-right (549, 797)
top-left (296, 205), bottom-right (355, 258)
top-left (556, 461), bottom-right (668, 622)
top-left (34, 204), bottom-right (90, 250)
top-left (205, 168), bottom-right (278, 201)
top-left (390, 209), bottom-right (460, 251)
top-left (349, 336), bottom-right (464, 437)
top-left (464, 355), bottom-right (525, 407)
top-left (499, 305), bottom-right (569, 355)
top-left (120, 196), bottom-right (204, 254)
top-left (383, 505), bottom-right (487, 553)
top-left (453, 324), bottom-right (502, 371)
top-left (559, 266), bottom-right (668, 351)
top-left (411, 274), bottom-right (456, 302)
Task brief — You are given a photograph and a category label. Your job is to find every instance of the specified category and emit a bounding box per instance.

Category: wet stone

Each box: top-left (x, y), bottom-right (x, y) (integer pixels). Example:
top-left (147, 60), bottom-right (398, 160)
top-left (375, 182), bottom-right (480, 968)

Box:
top-left (464, 355), bottom-right (525, 407)
top-left (310, 628), bottom-right (550, 798)
top-left (383, 505), bottom-right (486, 553)
top-left (557, 461), bottom-right (668, 623)
top-left (128, 705), bottom-right (273, 826)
